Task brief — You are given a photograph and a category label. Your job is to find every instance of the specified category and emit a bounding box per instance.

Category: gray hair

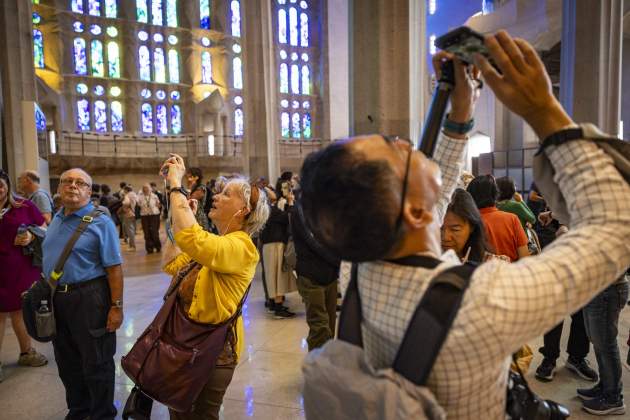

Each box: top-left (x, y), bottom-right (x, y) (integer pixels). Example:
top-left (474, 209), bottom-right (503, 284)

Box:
top-left (226, 177), bottom-right (270, 236)
top-left (59, 168), bottom-right (93, 187)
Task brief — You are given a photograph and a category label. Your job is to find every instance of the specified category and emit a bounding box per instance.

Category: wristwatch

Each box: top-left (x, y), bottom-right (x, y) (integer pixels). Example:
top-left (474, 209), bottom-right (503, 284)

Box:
top-left (169, 186), bottom-right (189, 199)
top-left (443, 114), bottom-right (475, 135)
top-left (111, 300), bottom-right (123, 309)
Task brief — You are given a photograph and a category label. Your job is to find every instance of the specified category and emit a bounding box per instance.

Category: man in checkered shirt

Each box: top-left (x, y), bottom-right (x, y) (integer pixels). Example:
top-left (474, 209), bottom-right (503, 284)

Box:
top-left (299, 32), bottom-right (630, 419)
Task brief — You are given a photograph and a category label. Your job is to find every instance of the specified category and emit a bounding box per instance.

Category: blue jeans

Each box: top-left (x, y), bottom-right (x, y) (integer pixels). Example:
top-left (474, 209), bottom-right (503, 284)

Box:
top-left (583, 281), bottom-right (629, 399)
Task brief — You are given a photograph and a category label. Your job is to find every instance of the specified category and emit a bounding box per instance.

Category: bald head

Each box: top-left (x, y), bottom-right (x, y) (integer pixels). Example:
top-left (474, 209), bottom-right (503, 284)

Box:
top-left (58, 168), bottom-right (93, 214)
top-left (17, 170), bottom-right (41, 195)
top-left (60, 168), bottom-right (93, 187)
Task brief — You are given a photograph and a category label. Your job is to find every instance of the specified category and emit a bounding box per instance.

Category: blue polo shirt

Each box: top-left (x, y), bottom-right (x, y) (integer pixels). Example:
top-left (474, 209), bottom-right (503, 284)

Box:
top-left (42, 203), bottom-right (122, 285)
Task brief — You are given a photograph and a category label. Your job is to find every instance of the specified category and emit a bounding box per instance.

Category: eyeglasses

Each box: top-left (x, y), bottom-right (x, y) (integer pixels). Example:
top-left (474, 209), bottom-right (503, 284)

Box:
top-left (381, 135), bottom-right (412, 233)
top-left (60, 178), bottom-right (91, 189)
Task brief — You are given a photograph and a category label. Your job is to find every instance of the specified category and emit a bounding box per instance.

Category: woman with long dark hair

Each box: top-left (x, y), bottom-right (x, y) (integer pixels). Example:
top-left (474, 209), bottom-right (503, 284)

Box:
top-left (185, 167), bottom-right (210, 231)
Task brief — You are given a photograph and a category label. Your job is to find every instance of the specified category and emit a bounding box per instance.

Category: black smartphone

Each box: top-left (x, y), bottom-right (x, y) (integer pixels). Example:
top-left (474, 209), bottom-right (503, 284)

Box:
top-left (434, 26), bottom-right (491, 65)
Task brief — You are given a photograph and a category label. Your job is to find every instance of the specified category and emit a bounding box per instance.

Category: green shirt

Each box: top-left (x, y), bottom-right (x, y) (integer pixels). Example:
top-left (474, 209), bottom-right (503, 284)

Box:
top-left (497, 199), bottom-right (536, 230)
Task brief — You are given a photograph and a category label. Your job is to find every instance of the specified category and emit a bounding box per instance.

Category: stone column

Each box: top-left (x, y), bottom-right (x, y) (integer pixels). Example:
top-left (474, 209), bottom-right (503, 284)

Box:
top-left (560, 0), bottom-right (624, 135)
top-left (0, 0), bottom-right (38, 177)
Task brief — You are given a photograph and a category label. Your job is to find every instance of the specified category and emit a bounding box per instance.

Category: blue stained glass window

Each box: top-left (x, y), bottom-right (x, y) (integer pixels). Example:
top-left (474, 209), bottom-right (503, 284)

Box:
top-left (290, 64), bottom-right (299, 94)
top-left (35, 106), bottom-right (46, 132)
top-left (291, 100), bottom-right (299, 109)
top-left (111, 101), bottom-right (123, 132)
top-left (77, 99), bottom-right (90, 131)
top-left (90, 24), bottom-right (102, 35)
top-left (141, 88), bottom-right (151, 98)
top-left (156, 104), bottom-right (168, 134)
top-left (291, 112), bottom-right (300, 138)
top-left (234, 96), bottom-right (243, 105)
top-left (33, 29), bottom-right (44, 69)
top-left (280, 99), bottom-right (289, 108)
top-left (166, 0), bottom-right (177, 27)
top-left (107, 42), bottom-right (120, 77)
top-left (154, 48), bottom-right (166, 83)
top-left (289, 8), bottom-right (298, 46)
top-left (278, 9), bottom-right (287, 44)
top-left (234, 109), bottom-right (244, 136)
top-left (300, 12), bottom-right (309, 46)
top-left (105, 0), bottom-right (117, 18)
top-left (200, 0), bottom-right (210, 29)
top-left (171, 104), bottom-right (182, 134)
top-left (76, 83), bottom-right (88, 94)
top-left (72, 0), bottom-right (84, 13)
top-left (156, 90), bottom-right (166, 100)
top-left (73, 38), bottom-right (87, 75)
top-left (154, 33), bottom-right (164, 43)
top-left (280, 63), bottom-right (288, 93)
top-left (90, 40), bottom-right (104, 76)
top-left (94, 100), bottom-right (107, 132)
top-left (231, 1), bottom-right (241, 37)
top-left (168, 35), bottom-right (178, 45)
top-left (32, 13), bottom-right (41, 24)
top-left (168, 50), bottom-right (180, 83)
top-left (73, 22), bottom-right (84, 32)
top-left (300, 1), bottom-right (307, 9)
top-left (137, 0), bottom-right (148, 23)
top-left (281, 112), bottom-right (290, 137)
top-left (94, 85), bottom-right (105, 95)
top-left (301, 65), bottom-right (310, 94)
top-left (233, 57), bottom-right (242, 89)
top-left (201, 51), bottom-right (212, 83)
top-left (141, 103), bottom-right (153, 133)
top-left (201, 37), bottom-right (210, 47)
top-left (170, 90), bottom-right (180, 100)
top-left (88, 0), bottom-right (101, 16)
top-left (302, 113), bottom-right (311, 138)
top-left (152, 0), bottom-right (163, 25)
top-left (138, 46), bottom-right (151, 81)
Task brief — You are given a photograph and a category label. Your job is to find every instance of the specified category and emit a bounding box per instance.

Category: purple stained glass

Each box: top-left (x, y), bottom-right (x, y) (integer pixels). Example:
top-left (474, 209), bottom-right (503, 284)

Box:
top-left (73, 38), bottom-right (87, 75)
top-left (234, 109), bottom-right (244, 136)
top-left (281, 112), bottom-right (290, 137)
top-left (94, 100), bottom-right (107, 132)
top-left (72, 0), bottom-right (84, 13)
top-left (278, 9), bottom-right (287, 44)
top-left (300, 13), bottom-right (309, 46)
top-left (231, 1), bottom-right (241, 37)
top-left (171, 104), bottom-right (182, 134)
top-left (171, 91), bottom-right (180, 100)
top-left (289, 8), bottom-right (298, 46)
top-left (290, 64), bottom-right (299, 94)
top-left (111, 101), bottom-right (123, 132)
top-left (156, 104), bottom-right (168, 135)
top-left (141, 103), bottom-right (153, 133)
top-left (279, 63), bottom-right (288, 93)
top-left (88, 0), bottom-right (101, 16)
top-left (138, 45), bottom-right (151, 81)
top-left (77, 99), bottom-right (90, 131)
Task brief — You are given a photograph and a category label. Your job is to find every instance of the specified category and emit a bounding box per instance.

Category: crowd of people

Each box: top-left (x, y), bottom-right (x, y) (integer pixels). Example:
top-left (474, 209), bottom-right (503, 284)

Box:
top-left (0, 31), bottom-right (628, 420)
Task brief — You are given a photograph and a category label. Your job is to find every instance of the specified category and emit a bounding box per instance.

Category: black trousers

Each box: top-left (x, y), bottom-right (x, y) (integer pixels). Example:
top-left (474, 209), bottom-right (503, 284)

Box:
top-left (141, 214), bottom-right (161, 252)
top-left (539, 309), bottom-right (589, 361)
top-left (53, 279), bottom-right (116, 420)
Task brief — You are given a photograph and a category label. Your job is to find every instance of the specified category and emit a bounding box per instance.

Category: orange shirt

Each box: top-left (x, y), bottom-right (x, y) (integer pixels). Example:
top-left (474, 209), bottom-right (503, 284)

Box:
top-left (479, 206), bottom-right (528, 262)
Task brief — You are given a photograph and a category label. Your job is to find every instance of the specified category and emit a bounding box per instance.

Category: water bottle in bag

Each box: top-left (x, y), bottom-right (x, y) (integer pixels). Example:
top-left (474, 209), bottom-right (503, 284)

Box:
top-left (35, 300), bottom-right (55, 338)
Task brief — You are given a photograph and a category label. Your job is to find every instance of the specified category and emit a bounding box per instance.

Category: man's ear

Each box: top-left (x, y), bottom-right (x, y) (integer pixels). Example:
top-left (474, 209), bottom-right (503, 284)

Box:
top-left (402, 203), bottom-right (433, 230)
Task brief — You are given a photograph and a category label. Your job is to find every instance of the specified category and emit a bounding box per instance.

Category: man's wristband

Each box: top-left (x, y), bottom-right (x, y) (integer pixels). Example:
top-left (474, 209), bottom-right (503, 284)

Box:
top-left (169, 187), bottom-right (189, 199)
top-left (111, 299), bottom-right (123, 309)
top-left (443, 114), bottom-right (474, 135)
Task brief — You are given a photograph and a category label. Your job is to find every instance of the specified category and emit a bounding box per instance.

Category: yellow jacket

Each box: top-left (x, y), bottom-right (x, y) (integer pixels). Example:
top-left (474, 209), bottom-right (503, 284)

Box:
top-left (163, 224), bottom-right (259, 361)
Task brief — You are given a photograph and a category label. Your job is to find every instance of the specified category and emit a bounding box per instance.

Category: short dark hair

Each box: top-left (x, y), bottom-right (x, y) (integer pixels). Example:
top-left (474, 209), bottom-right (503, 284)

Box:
top-left (466, 175), bottom-right (498, 209)
top-left (496, 176), bottom-right (516, 201)
top-left (150, 182), bottom-right (157, 187)
top-left (101, 184), bottom-right (111, 194)
top-left (119, 182), bottom-right (127, 188)
top-left (187, 167), bottom-right (203, 185)
top-left (446, 189), bottom-right (493, 262)
top-left (300, 143), bottom-right (400, 262)
top-left (92, 183), bottom-right (101, 193)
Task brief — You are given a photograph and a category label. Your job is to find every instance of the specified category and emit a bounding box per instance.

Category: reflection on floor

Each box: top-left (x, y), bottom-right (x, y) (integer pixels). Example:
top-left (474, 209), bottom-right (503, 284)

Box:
top-left (0, 234), bottom-right (629, 419)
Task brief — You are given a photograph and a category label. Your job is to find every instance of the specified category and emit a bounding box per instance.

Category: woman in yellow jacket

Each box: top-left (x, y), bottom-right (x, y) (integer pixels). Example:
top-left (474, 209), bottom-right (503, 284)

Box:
top-left (161, 153), bottom-right (269, 420)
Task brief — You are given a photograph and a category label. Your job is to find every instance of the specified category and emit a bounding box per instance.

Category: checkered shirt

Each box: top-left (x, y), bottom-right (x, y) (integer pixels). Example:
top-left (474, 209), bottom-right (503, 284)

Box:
top-left (356, 133), bottom-right (630, 419)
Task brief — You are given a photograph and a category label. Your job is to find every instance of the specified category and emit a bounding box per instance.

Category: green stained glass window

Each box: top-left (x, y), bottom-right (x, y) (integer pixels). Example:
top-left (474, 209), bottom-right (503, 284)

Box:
top-left (107, 41), bottom-right (120, 78)
top-left (168, 49), bottom-right (180, 83)
top-left (137, 0), bottom-right (148, 23)
top-left (33, 29), bottom-right (44, 68)
top-left (90, 39), bottom-right (104, 77)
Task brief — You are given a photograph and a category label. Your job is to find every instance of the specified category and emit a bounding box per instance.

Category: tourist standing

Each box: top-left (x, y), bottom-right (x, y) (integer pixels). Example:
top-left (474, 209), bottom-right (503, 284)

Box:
top-left (137, 183), bottom-right (162, 253)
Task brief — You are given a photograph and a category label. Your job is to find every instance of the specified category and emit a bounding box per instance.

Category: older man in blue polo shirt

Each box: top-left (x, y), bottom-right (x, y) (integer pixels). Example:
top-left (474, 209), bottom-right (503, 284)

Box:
top-left (42, 168), bottom-right (123, 420)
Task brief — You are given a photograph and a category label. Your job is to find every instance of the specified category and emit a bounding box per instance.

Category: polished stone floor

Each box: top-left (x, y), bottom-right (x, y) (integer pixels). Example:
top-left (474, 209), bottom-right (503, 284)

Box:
top-left (0, 232), bottom-right (629, 419)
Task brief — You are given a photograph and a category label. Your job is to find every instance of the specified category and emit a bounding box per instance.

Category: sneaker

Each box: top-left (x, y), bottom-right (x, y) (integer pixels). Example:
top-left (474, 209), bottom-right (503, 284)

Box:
top-left (577, 383), bottom-right (602, 401)
top-left (582, 395), bottom-right (625, 416)
top-left (535, 357), bottom-right (556, 382)
top-left (17, 348), bottom-right (47, 367)
top-left (274, 307), bottom-right (296, 319)
top-left (566, 357), bottom-right (598, 382)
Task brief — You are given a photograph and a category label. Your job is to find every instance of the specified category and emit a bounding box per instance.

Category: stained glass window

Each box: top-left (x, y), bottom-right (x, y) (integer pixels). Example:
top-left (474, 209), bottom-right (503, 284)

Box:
top-left (152, 0), bottom-right (163, 25)
top-left (141, 88), bottom-right (152, 98)
top-left (171, 91), bottom-right (180, 100)
top-left (107, 26), bottom-right (118, 37)
top-left (88, 0), bottom-right (101, 16)
top-left (156, 104), bottom-right (168, 134)
top-left (141, 103), bottom-right (153, 133)
top-left (231, 1), bottom-right (241, 37)
top-left (94, 85), bottom-right (105, 95)
top-left (156, 90), bottom-right (166, 100)
top-left (107, 42), bottom-right (120, 78)
top-left (171, 105), bottom-right (182, 134)
top-left (73, 22), bottom-right (84, 32)
top-left (300, 12), bottom-right (309, 46)
top-left (168, 50), bottom-right (180, 83)
top-left (90, 40), bottom-right (104, 77)
top-left (290, 64), bottom-right (299, 94)
top-left (291, 112), bottom-right (300, 138)
top-left (90, 24), bottom-right (102, 35)
top-left (110, 86), bottom-right (121, 96)
top-left (33, 30), bottom-right (44, 69)
top-left (154, 48), bottom-right (166, 83)
top-left (72, 0), bottom-right (84, 13)
top-left (234, 109), bottom-right (244, 136)
top-left (232, 44), bottom-right (242, 53)
top-left (201, 51), bottom-right (212, 83)
top-left (166, 0), bottom-right (177, 27)
top-left (138, 46), bottom-right (151, 81)
top-left (281, 112), bottom-right (290, 137)
top-left (201, 37), bottom-right (210, 47)
top-left (105, 0), bottom-right (117, 18)
top-left (137, 0), bottom-right (148, 23)
top-left (138, 31), bottom-right (149, 41)
top-left (76, 83), bottom-right (88, 94)
top-left (94, 100), bottom-right (107, 132)
top-left (168, 35), bottom-right (178, 45)
top-left (111, 101), bottom-right (123, 132)
top-left (301, 65), bottom-right (310, 94)
top-left (289, 8), bottom-right (298, 46)
top-left (234, 96), bottom-right (243, 105)
top-left (280, 63), bottom-right (288, 93)
top-left (73, 38), bottom-right (87, 75)
top-left (154, 33), bottom-right (164, 43)
top-left (200, 0), bottom-right (210, 29)
top-left (278, 9), bottom-right (287, 44)
top-left (233, 57), bottom-right (243, 89)
top-left (77, 99), bottom-right (90, 131)
top-left (32, 13), bottom-right (41, 25)
top-left (302, 113), bottom-right (311, 138)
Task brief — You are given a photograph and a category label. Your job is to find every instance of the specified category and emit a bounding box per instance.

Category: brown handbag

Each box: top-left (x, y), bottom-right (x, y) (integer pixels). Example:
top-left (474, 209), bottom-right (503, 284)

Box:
top-left (121, 262), bottom-right (250, 413)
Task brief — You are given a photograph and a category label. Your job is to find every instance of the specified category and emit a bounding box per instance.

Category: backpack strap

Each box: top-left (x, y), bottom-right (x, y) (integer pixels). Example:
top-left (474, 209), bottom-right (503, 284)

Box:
top-left (337, 264), bottom-right (363, 347)
top-left (392, 262), bottom-right (477, 386)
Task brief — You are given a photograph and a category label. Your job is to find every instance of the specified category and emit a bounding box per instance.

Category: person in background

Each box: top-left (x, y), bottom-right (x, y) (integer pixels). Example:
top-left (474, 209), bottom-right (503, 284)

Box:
top-left (495, 176), bottom-right (535, 230)
top-left (137, 183), bottom-right (162, 254)
top-left (17, 170), bottom-right (54, 225)
top-left (120, 185), bottom-right (138, 251)
top-left (100, 184), bottom-right (114, 208)
top-left (466, 174), bottom-right (529, 261)
top-left (185, 167), bottom-right (210, 231)
top-left (0, 169), bottom-right (48, 382)
top-left (52, 193), bottom-right (63, 214)
top-left (91, 183), bottom-right (101, 203)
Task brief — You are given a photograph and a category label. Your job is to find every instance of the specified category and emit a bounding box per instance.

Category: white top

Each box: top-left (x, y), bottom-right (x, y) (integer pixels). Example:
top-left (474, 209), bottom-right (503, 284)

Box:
top-left (136, 191), bottom-right (161, 216)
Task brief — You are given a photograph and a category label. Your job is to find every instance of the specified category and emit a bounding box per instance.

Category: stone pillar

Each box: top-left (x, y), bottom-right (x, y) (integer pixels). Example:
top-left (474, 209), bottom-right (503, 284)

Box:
top-left (0, 0), bottom-right (38, 177)
top-left (560, 0), bottom-right (623, 135)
